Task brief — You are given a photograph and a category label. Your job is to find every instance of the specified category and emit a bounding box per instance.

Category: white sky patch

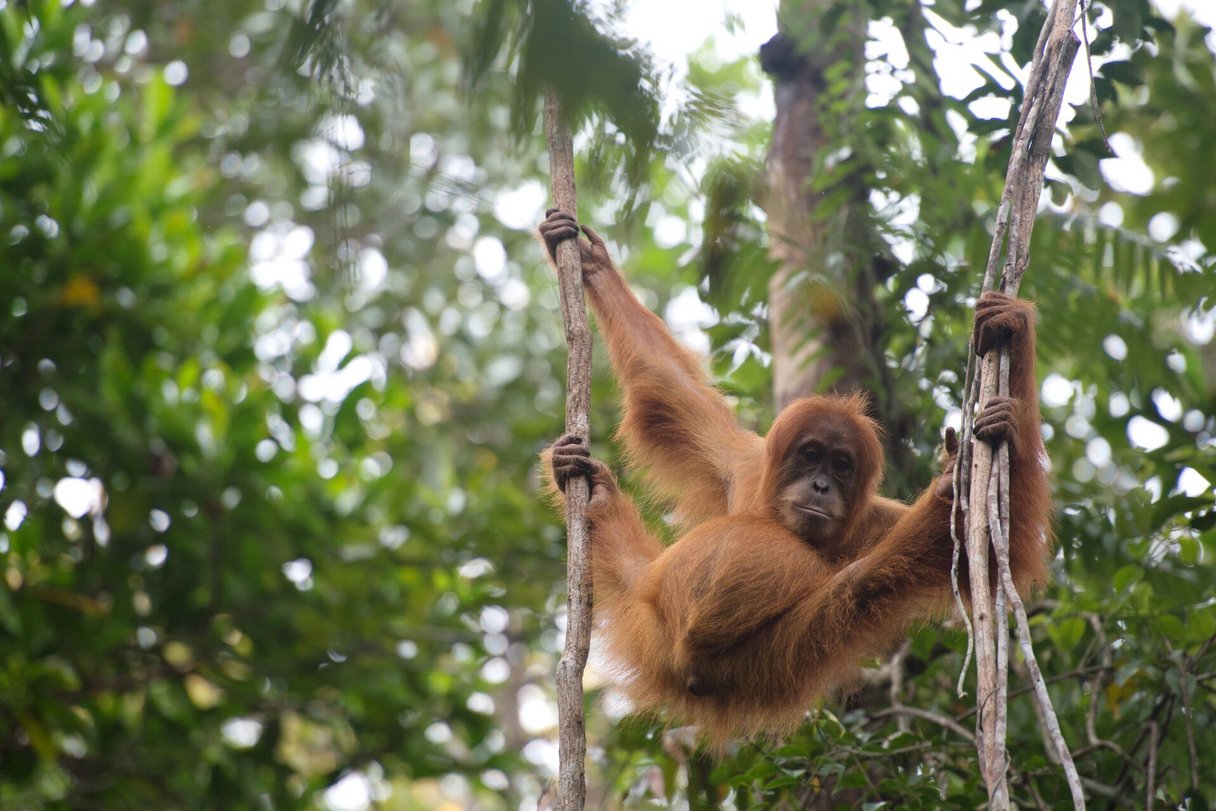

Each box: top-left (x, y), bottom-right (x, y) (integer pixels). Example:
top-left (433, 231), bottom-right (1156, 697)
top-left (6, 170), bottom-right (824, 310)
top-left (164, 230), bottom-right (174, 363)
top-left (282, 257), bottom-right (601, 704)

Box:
top-left (922, 8), bottom-right (1014, 99)
top-left (1103, 334), bottom-right (1128, 361)
top-left (1152, 388), bottom-right (1184, 422)
top-left (356, 247), bottom-right (388, 292)
top-left (409, 132), bottom-right (438, 169)
top-left (665, 286), bottom-right (715, 355)
top-left (1086, 436), bottom-right (1113, 466)
top-left (401, 309), bottom-right (439, 370)
top-left (1098, 201), bottom-right (1124, 228)
top-left (1128, 415), bottom-right (1169, 451)
top-left (598, 0), bottom-right (1216, 155)
top-left (445, 212), bottom-right (479, 251)
top-left (480, 605), bottom-right (510, 634)
top-left (319, 113), bottom-right (365, 151)
top-left (1065, 413), bottom-right (1091, 439)
top-left (221, 717), bottom-right (263, 748)
top-left (970, 95), bottom-right (1012, 120)
top-left (1184, 307), bottom-right (1216, 345)
top-left (282, 557), bottom-right (314, 591)
top-left (244, 200), bottom-right (270, 228)
top-left (318, 330), bottom-right (353, 370)
top-left (294, 139), bottom-right (342, 185)
top-left (599, 0), bottom-right (1216, 237)
top-left (522, 737), bottom-right (559, 774)
top-left (480, 657), bottom-right (510, 684)
top-left (904, 287), bottom-right (929, 322)
top-left (439, 153), bottom-right (478, 184)
top-left (53, 477), bottom-right (105, 519)
top-left (1101, 133), bottom-right (1155, 195)
top-left (1155, 0), bottom-right (1216, 47)
top-left (292, 115), bottom-right (367, 199)
top-left (148, 509), bottom-right (171, 533)
top-left (1176, 467), bottom-right (1212, 498)
top-left (322, 772), bottom-right (373, 811)
top-left (250, 223), bottom-right (316, 301)
top-left (1040, 373), bottom-right (1073, 408)
top-left (22, 424), bottom-right (40, 456)
top-left (146, 544), bottom-right (168, 568)
top-left (1148, 212), bottom-right (1179, 242)
top-left (653, 214), bottom-right (688, 248)
top-left (518, 683), bottom-right (558, 735)
top-left (604, 0), bottom-right (776, 121)
top-left (1183, 410), bottom-right (1206, 432)
top-left (296, 357), bottom-right (372, 403)
top-left (5, 501), bottom-right (27, 532)
top-left (865, 18), bottom-right (914, 107)
top-left (868, 18), bottom-right (911, 69)
top-left (492, 181), bottom-right (547, 231)
top-left (297, 329), bottom-right (381, 404)
top-left (616, 0), bottom-right (775, 68)
top-left (164, 60), bottom-right (188, 86)
top-left (467, 691), bottom-right (495, 714)
top-left (473, 236), bottom-right (508, 283)
top-left (425, 722), bottom-right (452, 744)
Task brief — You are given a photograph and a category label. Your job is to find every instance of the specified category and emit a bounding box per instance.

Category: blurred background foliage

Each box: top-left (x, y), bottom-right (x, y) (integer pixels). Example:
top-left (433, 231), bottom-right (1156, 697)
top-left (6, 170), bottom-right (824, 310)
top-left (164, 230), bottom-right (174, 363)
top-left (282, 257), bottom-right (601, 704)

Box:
top-left (0, 0), bottom-right (1213, 808)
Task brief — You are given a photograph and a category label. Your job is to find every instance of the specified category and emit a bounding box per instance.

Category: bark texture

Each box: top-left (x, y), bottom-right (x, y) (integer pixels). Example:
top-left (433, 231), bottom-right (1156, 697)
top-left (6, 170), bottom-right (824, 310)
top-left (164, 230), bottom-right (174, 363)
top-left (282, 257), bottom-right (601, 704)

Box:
top-left (760, 7), bottom-right (913, 485)
top-left (959, 2), bottom-right (1084, 807)
top-left (544, 90), bottom-right (594, 811)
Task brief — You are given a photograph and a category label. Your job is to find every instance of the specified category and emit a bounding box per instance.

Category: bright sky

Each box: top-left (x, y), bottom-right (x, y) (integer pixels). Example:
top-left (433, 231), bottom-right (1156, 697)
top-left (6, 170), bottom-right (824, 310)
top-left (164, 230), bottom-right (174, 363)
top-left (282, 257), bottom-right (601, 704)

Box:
top-left (617, 0), bottom-right (1216, 68)
top-left (619, 0), bottom-right (776, 65)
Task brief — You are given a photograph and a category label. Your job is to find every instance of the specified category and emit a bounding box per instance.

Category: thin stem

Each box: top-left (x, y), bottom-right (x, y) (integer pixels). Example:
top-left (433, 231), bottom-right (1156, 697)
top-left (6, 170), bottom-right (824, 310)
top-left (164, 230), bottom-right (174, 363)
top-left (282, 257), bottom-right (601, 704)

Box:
top-left (545, 89), bottom-right (594, 811)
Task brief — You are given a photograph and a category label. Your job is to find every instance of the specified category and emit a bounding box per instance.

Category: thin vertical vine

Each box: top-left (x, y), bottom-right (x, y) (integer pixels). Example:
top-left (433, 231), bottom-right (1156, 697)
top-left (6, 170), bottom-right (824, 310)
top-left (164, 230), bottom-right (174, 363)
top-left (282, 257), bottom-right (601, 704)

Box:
top-left (543, 90), bottom-right (594, 811)
top-left (955, 1), bottom-right (1086, 807)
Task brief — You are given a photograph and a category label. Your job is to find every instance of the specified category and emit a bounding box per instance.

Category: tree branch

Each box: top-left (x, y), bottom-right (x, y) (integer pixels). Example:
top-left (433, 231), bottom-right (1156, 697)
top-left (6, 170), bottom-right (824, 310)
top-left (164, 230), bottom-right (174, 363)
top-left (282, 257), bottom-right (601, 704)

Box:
top-left (957, 1), bottom-right (1084, 808)
top-left (544, 89), bottom-right (594, 811)
top-left (871, 706), bottom-right (976, 743)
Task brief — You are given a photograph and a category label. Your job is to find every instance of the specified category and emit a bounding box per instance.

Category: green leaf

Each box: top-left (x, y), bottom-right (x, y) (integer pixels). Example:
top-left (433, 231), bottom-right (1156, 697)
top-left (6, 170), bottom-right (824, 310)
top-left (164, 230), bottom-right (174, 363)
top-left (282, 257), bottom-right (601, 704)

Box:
top-left (1100, 60), bottom-right (1145, 87)
top-left (1113, 564), bottom-right (1143, 593)
top-left (1049, 616), bottom-right (1087, 652)
top-left (1151, 613), bottom-right (1185, 641)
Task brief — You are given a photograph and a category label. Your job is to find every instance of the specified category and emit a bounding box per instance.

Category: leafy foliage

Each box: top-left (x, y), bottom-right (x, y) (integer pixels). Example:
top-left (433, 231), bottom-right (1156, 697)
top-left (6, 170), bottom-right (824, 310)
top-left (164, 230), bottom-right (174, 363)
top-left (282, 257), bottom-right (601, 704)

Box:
top-left (0, 0), bottom-right (1213, 808)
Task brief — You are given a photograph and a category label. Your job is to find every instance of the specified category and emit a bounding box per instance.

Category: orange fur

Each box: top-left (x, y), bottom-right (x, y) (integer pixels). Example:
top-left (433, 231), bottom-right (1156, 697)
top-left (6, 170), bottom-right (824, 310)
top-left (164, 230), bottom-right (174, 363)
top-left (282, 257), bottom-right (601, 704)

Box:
top-left (977, 293), bottom-right (1053, 595)
top-left (539, 214), bottom-right (1053, 745)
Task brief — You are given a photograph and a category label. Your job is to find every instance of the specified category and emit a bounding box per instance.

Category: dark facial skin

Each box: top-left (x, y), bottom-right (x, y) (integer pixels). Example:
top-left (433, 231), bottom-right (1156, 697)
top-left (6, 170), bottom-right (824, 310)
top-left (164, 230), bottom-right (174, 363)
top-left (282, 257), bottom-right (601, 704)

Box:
top-left (774, 437), bottom-right (858, 545)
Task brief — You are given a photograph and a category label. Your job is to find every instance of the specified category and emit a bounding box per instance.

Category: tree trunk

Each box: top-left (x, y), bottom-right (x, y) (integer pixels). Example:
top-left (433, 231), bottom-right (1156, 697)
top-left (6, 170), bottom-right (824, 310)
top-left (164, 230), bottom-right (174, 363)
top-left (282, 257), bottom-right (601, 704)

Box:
top-left (760, 1), bottom-right (914, 486)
